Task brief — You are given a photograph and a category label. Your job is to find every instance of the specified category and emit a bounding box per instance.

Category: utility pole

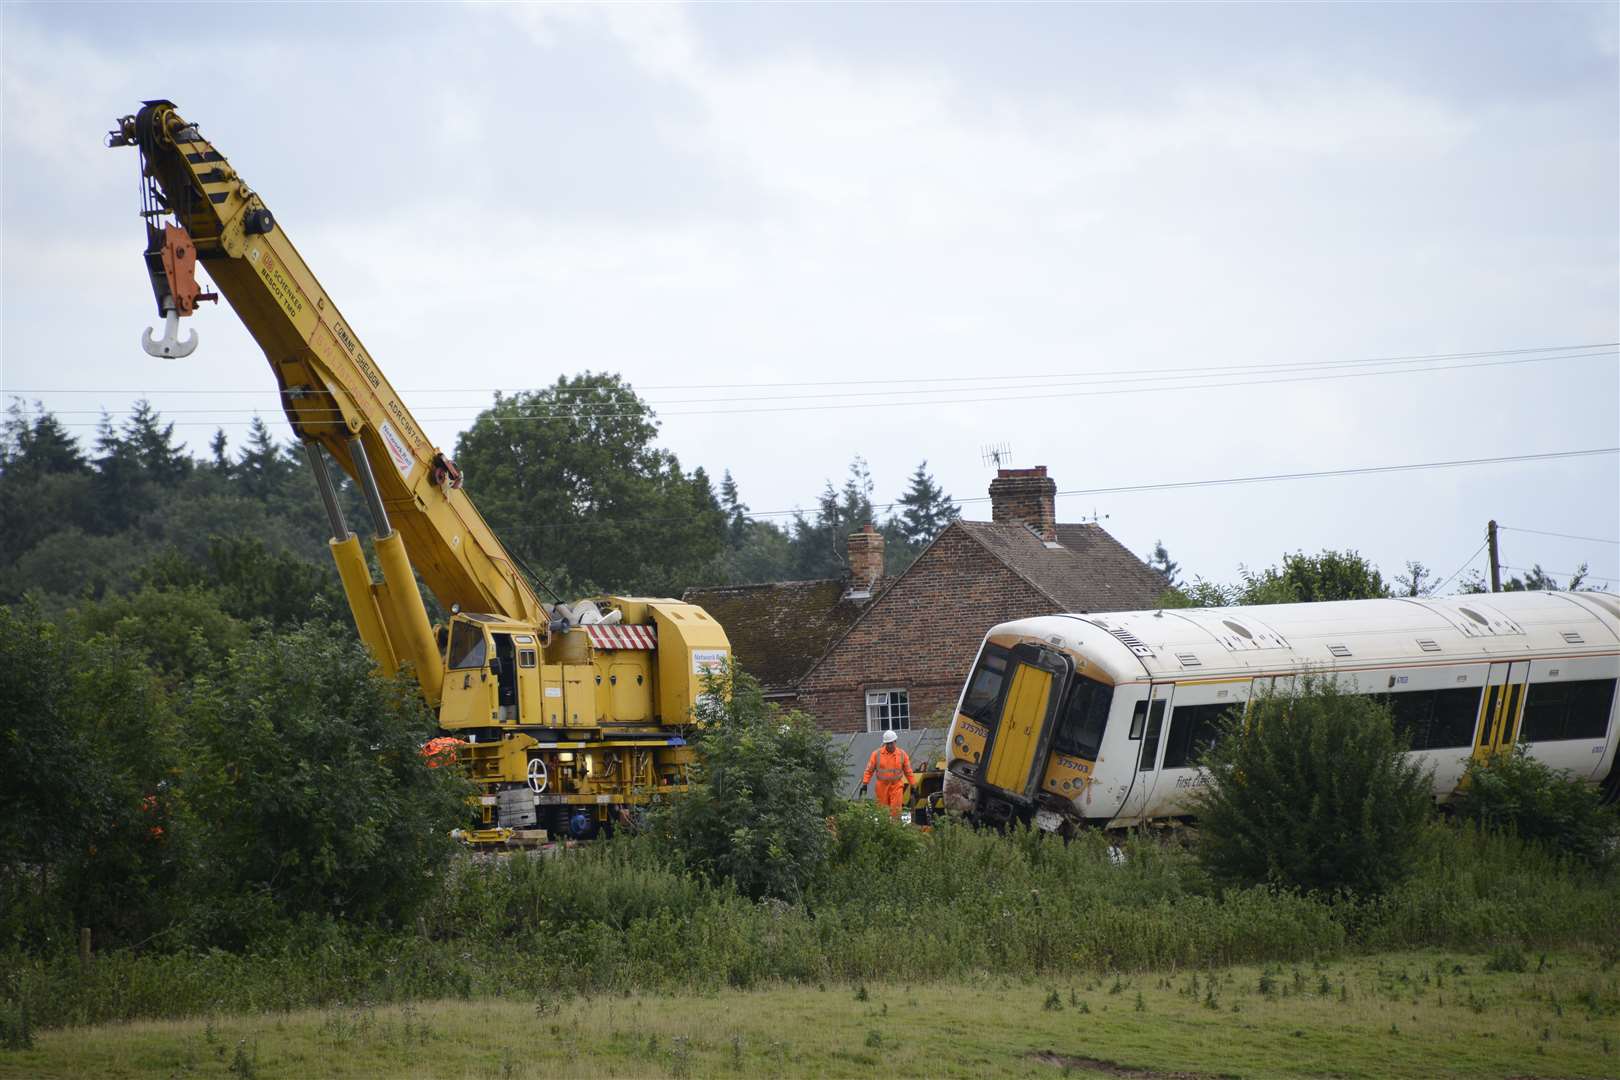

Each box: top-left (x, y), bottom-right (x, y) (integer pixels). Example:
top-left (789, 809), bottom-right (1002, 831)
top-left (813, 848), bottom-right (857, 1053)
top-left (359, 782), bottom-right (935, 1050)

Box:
top-left (1486, 519), bottom-right (1501, 592)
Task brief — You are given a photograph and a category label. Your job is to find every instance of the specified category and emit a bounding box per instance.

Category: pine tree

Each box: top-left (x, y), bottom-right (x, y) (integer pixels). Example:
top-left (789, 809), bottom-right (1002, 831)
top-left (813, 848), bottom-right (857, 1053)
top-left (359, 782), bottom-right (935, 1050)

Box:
top-left (208, 428), bottom-right (233, 477)
top-left (894, 460), bottom-right (958, 548)
top-left (236, 416), bottom-right (294, 501)
top-left (790, 457), bottom-right (876, 579)
top-left (91, 410), bottom-right (147, 532)
top-left (1, 400), bottom-right (87, 479)
top-left (838, 455), bottom-right (875, 529)
top-left (122, 399), bottom-right (191, 485)
top-left (1147, 540), bottom-right (1181, 588)
top-left (719, 469), bottom-right (749, 543)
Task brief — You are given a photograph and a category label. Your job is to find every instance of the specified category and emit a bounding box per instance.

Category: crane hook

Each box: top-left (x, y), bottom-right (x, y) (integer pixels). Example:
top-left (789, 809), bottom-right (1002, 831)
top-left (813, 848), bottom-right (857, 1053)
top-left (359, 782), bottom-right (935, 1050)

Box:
top-left (141, 297), bottom-right (198, 358)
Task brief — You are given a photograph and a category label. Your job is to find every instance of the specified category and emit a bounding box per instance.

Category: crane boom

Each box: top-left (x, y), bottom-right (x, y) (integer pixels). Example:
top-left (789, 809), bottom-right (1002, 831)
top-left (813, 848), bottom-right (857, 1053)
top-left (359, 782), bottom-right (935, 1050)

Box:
top-left (111, 101), bottom-right (731, 844)
top-left (110, 101), bottom-right (544, 679)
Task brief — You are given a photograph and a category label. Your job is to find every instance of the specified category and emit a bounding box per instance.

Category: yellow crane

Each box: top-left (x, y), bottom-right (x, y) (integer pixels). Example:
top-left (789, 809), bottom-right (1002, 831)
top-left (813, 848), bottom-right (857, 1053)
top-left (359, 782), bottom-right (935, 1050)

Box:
top-left (108, 101), bottom-right (730, 842)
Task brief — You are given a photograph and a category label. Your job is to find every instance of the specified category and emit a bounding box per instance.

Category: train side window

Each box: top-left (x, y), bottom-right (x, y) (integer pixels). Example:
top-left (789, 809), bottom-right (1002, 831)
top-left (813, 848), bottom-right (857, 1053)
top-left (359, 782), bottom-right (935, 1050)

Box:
top-left (1161, 702), bottom-right (1234, 768)
top-left (1521, 679), bottom-right (1617, 742)
top-left (1138, 699), bottom-right (1166, 772)
top-left (1129, 700), bottom-right (1148, 739)
top-left (1429, 687), bottom-right (1483, 748)
top-left (960, 646), bottom-right (1011, 724)
top-left (1052, 674), bottom-right (1114, 760)
top-left (1376, 687), bottom-right (1479, 751)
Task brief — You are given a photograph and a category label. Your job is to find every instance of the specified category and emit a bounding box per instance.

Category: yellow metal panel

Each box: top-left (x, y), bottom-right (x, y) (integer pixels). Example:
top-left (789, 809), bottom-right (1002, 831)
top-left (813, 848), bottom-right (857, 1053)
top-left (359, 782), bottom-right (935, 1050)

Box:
top-left (439, 664), bottom-right (492, 729)
top-left (541, 665), bottom-right (565, 726)
top-left (610, 660), bottom-right (651, 722)
top-left (648, 600), bottom-right (731, 724)
top-left (563, 665), bottom-right (595, 727)
top-left (983, 664), bottom-right (1053, 793)
top-left (517, 656), bottom-right (541, 725)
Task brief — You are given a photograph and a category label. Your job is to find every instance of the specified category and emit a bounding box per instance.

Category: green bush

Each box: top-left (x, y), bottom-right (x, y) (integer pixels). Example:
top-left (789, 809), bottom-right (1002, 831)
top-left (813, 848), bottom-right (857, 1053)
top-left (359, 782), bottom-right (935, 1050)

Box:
top-left (655, 666), bottom-right (843, 902)
top-left (1448, 746), bottom-right (1618, 868)
top-left (0, 603), bottom-right (183, 951)
top-left (177, 621), bottom-right (473, 943)
top-left (1192, 676), bottom-right (1434, 897)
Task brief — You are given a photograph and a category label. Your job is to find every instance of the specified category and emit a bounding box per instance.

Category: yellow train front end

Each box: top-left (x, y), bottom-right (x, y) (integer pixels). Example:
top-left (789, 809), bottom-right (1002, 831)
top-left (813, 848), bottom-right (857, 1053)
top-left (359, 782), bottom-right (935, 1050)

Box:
top-left (942, 620), bottom-right (1120, 835)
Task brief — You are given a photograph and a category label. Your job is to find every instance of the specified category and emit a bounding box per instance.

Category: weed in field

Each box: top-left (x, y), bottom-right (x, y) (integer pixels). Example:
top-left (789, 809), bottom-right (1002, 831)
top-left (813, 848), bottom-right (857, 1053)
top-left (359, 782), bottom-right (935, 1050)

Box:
top-left (865, 1029), bottom-right (882, 1048)
top-left (227, 1038), bottom-right (257, 1079)
top-left (854, 984), bottom-right (868, 1002)
top-left (1043, 989), bottom-right (1063, 1011)
top-left (1486, 944), bottom-right (1528, 973)
top-left (0, 998), bottom-right (32, 1051)
top-left (669, 1034), bottom-right (692, 1079)
top-left (1134, 991), bottom-right (1145, 1012)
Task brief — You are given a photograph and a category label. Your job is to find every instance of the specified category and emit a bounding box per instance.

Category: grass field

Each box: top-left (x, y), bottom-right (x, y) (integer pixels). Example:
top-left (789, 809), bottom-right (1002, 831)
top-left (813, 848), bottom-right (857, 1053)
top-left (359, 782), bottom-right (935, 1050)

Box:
top-left (3, 948), bottom-right (1614, 1079)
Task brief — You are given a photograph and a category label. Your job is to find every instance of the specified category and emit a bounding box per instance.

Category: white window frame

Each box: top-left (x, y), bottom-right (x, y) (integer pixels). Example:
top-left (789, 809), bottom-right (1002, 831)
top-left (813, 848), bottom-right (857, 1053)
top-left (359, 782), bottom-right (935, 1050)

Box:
top-left (865, 688), bottom-right (911, 732)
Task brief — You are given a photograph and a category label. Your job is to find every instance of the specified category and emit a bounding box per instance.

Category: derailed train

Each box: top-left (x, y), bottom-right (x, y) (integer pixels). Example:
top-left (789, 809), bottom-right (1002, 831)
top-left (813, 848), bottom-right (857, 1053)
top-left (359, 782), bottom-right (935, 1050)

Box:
top-left (941, 590), bottom-right (1620, 831)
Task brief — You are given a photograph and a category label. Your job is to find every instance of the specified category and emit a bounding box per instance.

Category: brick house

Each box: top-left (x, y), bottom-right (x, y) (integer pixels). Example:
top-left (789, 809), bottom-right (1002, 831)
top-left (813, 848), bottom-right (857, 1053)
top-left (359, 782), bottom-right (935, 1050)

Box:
top-left (682, 525), bottom-right (889, 704)
top-left (687, 467), bottom-right (1170, 735)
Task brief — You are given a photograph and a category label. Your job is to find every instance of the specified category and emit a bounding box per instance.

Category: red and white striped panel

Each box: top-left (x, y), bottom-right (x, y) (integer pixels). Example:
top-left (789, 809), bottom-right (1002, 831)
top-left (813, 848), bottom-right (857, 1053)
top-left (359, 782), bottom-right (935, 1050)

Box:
top-left (585, 623), bottom-right (658, 650)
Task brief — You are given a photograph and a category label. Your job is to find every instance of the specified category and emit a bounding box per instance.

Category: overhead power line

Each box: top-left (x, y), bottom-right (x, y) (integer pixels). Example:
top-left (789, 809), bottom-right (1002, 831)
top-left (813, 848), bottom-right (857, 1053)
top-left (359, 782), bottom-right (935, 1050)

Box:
top-left (33, 346), bottom-right (1620, 427)
top-left (510, 447), bottom-right (1620, 532)
top-left (1498, 525), bottom-right (1620, 546)
top-left (1499, 564), bottom-right (1619, 584)
top-left (14, 340), bottom-right (1615, 401)
top-left (1435, 540), bottom-right (1489, 594)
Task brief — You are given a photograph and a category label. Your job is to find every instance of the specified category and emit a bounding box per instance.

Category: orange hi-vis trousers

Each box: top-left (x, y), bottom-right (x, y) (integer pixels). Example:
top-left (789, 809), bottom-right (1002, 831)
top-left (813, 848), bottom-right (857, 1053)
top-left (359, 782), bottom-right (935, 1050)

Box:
top-left (863, 745), bottom-right (915, 819)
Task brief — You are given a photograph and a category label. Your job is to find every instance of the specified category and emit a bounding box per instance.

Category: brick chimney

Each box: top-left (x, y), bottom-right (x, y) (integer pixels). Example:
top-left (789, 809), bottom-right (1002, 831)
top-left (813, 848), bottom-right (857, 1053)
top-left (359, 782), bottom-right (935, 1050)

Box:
top-left (846, 523), bottom-right (885, 589)
top-left (989, 466), bottom-right (1057, 541)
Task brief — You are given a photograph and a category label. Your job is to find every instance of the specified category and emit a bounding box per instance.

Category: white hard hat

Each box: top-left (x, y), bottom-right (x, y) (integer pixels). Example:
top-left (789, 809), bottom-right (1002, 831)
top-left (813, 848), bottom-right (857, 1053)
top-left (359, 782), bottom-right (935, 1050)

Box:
top-left (882, 729), bottom-right (898, 744)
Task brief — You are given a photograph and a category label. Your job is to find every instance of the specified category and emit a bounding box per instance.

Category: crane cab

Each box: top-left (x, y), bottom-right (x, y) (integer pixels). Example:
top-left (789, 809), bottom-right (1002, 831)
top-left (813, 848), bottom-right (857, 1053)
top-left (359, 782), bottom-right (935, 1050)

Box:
top-left (435, 599), bottom-right (728, 736)
top-left (438, 614), bottom-right (548, 731)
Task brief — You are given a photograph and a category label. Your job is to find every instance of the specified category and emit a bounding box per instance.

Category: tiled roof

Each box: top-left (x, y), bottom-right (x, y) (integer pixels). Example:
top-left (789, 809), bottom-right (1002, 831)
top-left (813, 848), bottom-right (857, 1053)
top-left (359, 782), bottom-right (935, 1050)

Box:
top-left (680, 578), bottom-right (878, 693)
top-left (956, 520), bottom-right (1170, 612)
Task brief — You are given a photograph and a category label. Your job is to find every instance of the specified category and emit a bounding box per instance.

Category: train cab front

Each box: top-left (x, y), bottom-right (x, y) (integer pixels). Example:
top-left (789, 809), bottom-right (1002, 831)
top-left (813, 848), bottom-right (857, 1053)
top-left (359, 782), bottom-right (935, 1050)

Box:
top-left (943, 631), bottom-right (1116, 833)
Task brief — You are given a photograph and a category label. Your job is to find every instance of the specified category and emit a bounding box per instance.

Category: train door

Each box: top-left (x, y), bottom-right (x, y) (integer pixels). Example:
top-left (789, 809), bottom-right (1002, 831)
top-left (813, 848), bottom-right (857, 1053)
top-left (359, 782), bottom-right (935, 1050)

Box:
top-left (1473, 662), bottom-right (1528, 761)
top-left (978, 645), bottom-right (1070, 803)
top-left (1113, 683), bottom-right (1174, 823)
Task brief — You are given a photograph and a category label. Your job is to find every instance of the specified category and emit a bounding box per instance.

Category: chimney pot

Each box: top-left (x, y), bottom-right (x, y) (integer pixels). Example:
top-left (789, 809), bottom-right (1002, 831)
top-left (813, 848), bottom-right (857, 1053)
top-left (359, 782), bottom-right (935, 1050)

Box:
top-left (989, 465), bottom-right (1057, 541)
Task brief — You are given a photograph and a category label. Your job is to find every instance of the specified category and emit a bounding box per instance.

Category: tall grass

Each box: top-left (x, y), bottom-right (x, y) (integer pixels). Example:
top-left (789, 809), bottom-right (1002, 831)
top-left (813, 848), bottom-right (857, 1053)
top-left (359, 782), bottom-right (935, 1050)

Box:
top-left (4, 815), bottom-right (1615, 1032)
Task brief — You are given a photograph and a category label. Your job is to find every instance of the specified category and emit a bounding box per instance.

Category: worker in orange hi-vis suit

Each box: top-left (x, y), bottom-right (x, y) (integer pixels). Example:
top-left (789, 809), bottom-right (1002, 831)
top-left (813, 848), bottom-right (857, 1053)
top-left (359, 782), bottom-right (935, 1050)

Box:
top-left (858, 729), bottom-right (915, 819)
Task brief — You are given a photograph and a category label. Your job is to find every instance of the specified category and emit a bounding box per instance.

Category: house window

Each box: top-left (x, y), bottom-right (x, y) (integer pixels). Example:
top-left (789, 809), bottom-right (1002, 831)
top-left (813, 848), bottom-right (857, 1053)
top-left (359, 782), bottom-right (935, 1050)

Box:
top-left (866, 689), bottom-right (911, 732)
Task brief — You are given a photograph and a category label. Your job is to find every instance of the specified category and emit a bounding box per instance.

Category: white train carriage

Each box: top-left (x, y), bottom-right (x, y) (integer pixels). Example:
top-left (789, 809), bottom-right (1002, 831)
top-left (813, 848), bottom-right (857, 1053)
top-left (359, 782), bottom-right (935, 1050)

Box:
top-left (941, 591), bottom-right (1620, 830)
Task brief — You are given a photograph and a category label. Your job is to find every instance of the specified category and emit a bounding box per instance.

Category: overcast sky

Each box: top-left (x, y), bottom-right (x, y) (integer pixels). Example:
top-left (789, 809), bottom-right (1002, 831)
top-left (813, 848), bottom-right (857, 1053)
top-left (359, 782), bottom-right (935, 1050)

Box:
top-left (3, 2), bottom-right (1617, 594)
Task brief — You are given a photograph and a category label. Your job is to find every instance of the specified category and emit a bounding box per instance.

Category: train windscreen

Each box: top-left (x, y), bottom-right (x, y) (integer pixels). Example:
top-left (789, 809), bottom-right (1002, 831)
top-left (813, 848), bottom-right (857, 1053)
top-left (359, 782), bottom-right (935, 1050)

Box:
top-left (1052, 673), bottom-right (1114, 760)
top-left (960, 645), bottom-right (1011, 723)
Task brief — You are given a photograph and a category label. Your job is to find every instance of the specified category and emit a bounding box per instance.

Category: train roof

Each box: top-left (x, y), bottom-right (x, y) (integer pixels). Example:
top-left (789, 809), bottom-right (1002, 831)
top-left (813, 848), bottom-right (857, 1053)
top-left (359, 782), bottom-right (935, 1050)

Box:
top-left (1007, 591), bottom-right (1620, 683)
